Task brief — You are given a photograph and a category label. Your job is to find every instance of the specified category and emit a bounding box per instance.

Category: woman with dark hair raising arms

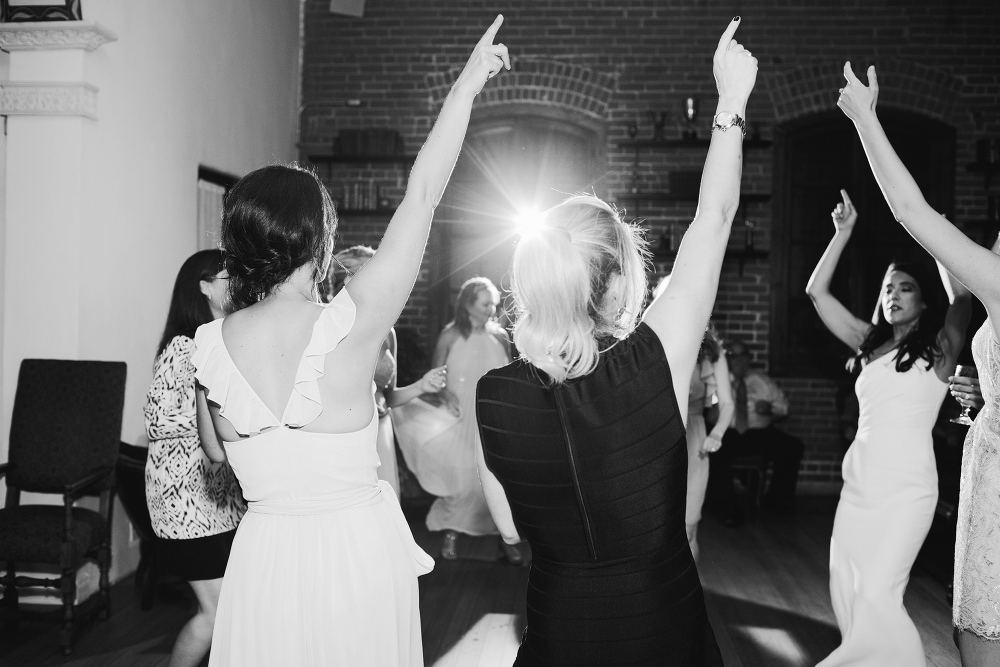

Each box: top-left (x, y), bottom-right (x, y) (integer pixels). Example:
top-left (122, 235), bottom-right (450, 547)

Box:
top-left (474, 18), bottom-right (755, 665)
top-left (191, 17), bottom-right (509, 666)
top-left (837, 62), bottom-right (1000, 667)
top-left (145, 250), bottom-right (245, 667)
top-left (806, 190), bottom-right (970, 666)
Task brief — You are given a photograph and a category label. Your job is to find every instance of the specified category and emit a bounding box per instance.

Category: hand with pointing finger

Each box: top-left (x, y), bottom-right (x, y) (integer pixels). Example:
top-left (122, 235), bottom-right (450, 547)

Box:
top-left (713, 17), bottom-right (758, 107)
top-left (831, 189), bottom-right (858, 233)
top-left (454, 14), bottom-right (511, 96)
top-left (837, 61), bottom-right (879, 124)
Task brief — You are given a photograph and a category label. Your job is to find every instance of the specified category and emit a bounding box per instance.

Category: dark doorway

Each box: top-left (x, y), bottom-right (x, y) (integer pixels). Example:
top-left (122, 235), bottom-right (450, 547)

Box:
top-left (426, 114), bottom-right (605, 348)
top-left (770, 109), bottom-right (956, 378)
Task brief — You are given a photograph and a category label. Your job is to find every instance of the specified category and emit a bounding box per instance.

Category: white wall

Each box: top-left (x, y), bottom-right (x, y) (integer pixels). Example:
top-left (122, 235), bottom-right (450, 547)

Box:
top-left (1, 0), bottom-right (303, 581)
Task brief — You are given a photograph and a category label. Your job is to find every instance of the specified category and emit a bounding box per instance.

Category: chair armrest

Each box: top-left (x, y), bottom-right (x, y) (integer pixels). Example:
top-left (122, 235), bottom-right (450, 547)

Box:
top-left (64, 467), bottom-right (115, 499)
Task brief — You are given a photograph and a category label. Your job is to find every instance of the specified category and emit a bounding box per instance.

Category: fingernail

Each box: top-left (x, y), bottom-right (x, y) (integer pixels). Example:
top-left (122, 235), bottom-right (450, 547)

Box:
top-left (734, 16), bottom-right (741, 21)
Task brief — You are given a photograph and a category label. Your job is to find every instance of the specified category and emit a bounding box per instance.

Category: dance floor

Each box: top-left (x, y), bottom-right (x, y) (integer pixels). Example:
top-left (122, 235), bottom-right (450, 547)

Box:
top-left (0, 496), bottom-right (960, 667)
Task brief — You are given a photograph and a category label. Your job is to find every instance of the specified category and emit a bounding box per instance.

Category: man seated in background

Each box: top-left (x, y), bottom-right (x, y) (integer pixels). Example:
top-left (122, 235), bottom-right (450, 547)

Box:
top-left (706, 338), bottom-right (805, 526)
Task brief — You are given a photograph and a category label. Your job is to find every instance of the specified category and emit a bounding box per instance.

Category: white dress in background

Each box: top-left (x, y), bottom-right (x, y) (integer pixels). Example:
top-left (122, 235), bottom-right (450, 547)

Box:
top-left (818, 350), bottom-right (946, 667)
top-left (192, 289), bottom-right (434, 667)
top-left (685, 357), bottom-right (717, 529)
top-left (395, 330), bottom-right (508, 536)
top-left (953, 323), bottom-right (1000, 640)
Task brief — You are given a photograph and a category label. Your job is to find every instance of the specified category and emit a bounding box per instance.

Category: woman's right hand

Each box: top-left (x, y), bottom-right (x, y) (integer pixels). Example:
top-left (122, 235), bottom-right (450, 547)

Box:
top-left (950, 375), bottom-right (985, 411)
top-left (452, 14), bottom-right (510, 96)
top-left (713, 17), bottom-right (758, 107)
top-left (831, 189), bottom-right (858, 233)
top-left (418, 366), bottom-right (448, 394)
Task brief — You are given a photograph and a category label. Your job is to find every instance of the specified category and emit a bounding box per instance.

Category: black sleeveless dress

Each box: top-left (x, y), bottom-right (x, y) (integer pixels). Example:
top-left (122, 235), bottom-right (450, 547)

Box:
top-left (476, 323), bottom-right (722, 666)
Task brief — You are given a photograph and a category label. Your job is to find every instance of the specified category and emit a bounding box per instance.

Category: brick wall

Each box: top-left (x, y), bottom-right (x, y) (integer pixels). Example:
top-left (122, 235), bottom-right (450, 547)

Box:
top-left (301, 0), bottom-right (1000, 487)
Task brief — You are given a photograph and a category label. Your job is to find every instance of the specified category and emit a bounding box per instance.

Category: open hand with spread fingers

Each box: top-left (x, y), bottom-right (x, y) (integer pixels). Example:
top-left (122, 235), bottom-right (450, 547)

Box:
top-left (837, 62), bottom-right (879, 124)
top-left (831, 189), bottom-right (858, 233)
top-left (453, 14), bottom-right (511, 96)
top-left (713, 17), bottom-right (758, 107)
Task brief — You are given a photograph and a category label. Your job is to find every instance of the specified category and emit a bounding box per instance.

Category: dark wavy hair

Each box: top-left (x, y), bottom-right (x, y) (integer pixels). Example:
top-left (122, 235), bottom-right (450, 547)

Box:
top-left (157, 249), bottom-right (224, 357)
top-left (221, 164), bottom-right (336, 311)
top-left (698, 323), bottom-right (722, 364)
top-left (451, 277), bottom-right (501, 338)
top-left (846, 261), bottom-right (945, 374)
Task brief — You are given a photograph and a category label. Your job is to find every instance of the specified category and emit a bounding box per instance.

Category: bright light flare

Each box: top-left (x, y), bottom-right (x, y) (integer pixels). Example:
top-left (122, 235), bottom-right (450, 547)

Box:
top-left (514, 208), bottom-right (546, 237)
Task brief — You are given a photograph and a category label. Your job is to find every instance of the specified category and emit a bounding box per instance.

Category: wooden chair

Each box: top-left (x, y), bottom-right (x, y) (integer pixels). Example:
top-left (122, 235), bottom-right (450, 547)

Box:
top-left (0, 359), bottom-right (127, 655)
top-left (115, 441), bottom-right (161, 611)
top-left (730, 453), bottom-right (770, 514)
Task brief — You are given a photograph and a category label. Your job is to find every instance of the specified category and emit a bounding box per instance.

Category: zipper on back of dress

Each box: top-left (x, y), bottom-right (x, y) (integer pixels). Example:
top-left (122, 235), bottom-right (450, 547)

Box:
top-left (553, 387), bottom-right (598, 561)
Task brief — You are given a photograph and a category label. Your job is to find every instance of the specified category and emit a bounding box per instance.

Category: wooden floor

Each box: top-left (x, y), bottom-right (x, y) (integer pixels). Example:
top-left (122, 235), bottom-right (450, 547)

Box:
top-left (0, 497), bottom-right (961, 666)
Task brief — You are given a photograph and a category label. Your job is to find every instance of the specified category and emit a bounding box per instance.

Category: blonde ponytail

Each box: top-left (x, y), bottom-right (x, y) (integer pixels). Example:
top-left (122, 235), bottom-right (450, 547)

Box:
top-left (511, 195), bottom-right (649, 384)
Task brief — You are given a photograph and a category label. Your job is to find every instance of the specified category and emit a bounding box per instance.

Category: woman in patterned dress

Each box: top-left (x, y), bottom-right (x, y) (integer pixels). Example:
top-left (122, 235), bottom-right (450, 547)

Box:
top-left (837, 61), bottom-right (1000, 666)
top-left (145, 249), bottom-right (245, 667)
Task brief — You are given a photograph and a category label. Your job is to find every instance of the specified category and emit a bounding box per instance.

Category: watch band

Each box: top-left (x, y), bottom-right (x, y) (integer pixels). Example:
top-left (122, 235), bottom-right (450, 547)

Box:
top-left (713, 112), bottom-right (746, 139)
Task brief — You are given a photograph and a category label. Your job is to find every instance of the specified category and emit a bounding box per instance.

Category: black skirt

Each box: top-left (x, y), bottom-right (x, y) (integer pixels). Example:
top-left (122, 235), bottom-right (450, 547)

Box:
top-left (157, 529), bottom-right (237, 581)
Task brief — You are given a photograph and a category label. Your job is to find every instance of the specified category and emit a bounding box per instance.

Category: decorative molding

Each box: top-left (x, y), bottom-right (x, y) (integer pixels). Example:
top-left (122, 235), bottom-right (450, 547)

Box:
top-left (0, 81), bottom-right (98, 119)
top-left (0, 20), bottom-right (116, 51)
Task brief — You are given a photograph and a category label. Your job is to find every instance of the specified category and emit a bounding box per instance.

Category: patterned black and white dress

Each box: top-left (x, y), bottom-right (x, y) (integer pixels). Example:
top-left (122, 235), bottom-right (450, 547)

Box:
top-left (144, 335), bottom-right (245, 580)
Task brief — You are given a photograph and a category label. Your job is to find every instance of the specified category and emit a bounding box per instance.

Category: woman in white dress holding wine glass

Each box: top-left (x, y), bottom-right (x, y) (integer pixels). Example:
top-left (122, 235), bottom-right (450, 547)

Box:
top-left (806, 188), bottom-right (970, 666)
top-left (837, 60), bottom-right (1000, 667)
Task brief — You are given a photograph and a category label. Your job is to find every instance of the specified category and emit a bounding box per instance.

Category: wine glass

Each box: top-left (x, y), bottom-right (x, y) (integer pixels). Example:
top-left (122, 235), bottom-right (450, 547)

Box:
top-left (950, 364), bottom-right (979, 426)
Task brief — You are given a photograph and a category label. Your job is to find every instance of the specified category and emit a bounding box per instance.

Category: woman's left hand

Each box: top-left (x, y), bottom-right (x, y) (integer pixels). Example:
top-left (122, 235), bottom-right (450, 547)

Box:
top-left (419, 365), bottom-right (448, 394)
top-left (700, 434), bottom-right (723, 457)
top-left (837, 61), bottom-right (879, 124)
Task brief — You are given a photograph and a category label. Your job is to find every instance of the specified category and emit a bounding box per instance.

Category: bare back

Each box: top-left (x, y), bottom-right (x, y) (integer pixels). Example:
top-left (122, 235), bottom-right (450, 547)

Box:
top-left (207, 292), bottom-right (381, 442)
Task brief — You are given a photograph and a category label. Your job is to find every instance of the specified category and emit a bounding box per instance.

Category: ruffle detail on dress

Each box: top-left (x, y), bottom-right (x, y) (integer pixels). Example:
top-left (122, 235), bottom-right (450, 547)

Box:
top-left (283, 288), bottom-right (357, 428)
top-left (192, 319), bottom-right (281, 436)
top-left (190, 288), bottom-right (357, 437)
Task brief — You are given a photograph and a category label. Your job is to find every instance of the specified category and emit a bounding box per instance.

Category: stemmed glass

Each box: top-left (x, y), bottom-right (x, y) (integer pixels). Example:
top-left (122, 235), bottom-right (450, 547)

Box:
top-left (950, 364), bottom-right (979, 426)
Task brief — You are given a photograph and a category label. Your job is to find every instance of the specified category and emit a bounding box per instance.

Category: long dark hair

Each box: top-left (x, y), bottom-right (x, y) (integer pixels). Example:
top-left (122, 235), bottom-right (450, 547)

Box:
top-left (221, 164), bottom-right (336, 311)
top-left (157, 249), bottom-right (224, 357)
top-left (847, 261), bottom-right (945, 374)
top-left (451, 277), bottom-right (500, 338)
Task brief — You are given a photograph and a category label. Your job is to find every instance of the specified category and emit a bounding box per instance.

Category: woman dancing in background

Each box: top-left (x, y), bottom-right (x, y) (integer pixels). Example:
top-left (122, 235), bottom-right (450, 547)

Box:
top-left (329, 245), bottom-right (449, 496)
top-left (192, 17), bottom-right (509, 666)
top-left (396, 277), bottom-right (515, 562)
top-left (838, 61), bottom-right (1000, 667)
top-left (144, 249), bottom-right (245, 667)
top-left (806, 189), bottom-right (970, 666)
top-left (653, 278), bottom-right (733, 561)
top-left (474, 17), bottom-right (755, 665)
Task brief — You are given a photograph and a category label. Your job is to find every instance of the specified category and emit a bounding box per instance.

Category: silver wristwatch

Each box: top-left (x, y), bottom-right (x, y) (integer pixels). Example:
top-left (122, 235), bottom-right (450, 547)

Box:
top-left (712, 111), bottom-right (746, 138)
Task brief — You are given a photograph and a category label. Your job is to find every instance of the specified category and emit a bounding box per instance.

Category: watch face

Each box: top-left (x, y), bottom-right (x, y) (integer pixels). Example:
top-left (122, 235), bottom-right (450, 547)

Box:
top-left (715, 111), bottom-right (734, 127)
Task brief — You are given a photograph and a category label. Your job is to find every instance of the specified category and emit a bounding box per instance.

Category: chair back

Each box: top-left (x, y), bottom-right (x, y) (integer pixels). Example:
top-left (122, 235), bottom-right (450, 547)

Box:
top-left (7, 359), bottom-right (127, 493)
top-left (115, 442), bottom-right (155, 542)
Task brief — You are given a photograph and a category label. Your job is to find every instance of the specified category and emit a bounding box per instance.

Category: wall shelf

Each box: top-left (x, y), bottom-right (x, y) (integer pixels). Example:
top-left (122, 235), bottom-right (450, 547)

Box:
top-left (650, 247), bottom-right (768, 276)
top-left (616, 192), bottom-right (771, 206)
top-left (619, 138), bottom-right (773, 150)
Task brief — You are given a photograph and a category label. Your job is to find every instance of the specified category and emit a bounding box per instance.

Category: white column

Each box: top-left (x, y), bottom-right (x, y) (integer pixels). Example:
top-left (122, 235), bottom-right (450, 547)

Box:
top-left (0, 21), bottom-right (116, 471)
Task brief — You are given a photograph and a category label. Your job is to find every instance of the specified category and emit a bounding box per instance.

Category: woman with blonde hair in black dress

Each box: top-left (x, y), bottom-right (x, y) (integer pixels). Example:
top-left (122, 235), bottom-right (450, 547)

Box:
top-left (474, 17), bottom-right (756, 665)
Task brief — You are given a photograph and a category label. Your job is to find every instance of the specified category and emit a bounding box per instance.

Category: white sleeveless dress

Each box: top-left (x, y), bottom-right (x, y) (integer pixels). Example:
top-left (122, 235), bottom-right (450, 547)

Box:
top-left (192, 289), bottom-right (434, 667)
top-left (818, 350), bottom-right (946, 667)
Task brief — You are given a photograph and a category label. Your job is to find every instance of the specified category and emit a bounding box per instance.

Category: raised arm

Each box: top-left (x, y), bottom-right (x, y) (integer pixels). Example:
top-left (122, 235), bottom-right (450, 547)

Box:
top-left (838, 62), bottom-right (1000, 332)
top-left (643, 17), bottom-right (758, 410)
top-left (346, 16), bottom-right (510, 341)
top-left (805, 189), bottom-right (871, 349)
